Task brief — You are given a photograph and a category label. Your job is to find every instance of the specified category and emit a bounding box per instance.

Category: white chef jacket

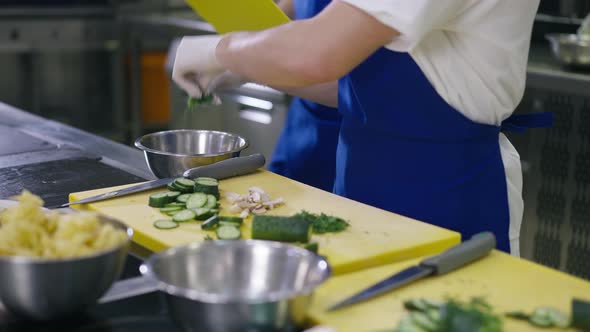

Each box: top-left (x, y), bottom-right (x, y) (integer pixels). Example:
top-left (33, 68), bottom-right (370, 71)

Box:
top-left (340, 0), bottom-right (541, 256)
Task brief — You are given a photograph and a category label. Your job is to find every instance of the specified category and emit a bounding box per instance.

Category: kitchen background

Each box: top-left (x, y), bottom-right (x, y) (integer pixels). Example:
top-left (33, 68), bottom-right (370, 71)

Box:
top-left (0, 0), bottom-right (589, 280)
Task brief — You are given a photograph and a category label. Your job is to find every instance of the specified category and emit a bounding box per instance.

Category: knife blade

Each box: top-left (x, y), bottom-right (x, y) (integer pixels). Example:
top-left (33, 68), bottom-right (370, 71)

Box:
top-left (327, 232), bottom-right (496, 311)
top-left (55, 153), bottom-right (265, 208)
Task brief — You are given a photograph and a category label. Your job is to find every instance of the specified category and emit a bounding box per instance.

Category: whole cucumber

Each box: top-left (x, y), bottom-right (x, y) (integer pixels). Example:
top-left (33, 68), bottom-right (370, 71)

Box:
top-left (252, 216), bottom-right (312, 243)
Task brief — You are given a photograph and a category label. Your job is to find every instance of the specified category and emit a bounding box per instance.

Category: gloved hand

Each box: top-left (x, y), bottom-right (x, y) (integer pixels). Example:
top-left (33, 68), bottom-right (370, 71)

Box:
top-left (172, 35), bottom-right (225, 98)
top-left (208, 70), bottom-right (249, 93)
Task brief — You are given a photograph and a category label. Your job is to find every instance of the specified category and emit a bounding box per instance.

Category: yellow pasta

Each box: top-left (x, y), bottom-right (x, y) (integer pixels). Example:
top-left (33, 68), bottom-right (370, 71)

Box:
top-left (0, 191), bottom-right (127, 259)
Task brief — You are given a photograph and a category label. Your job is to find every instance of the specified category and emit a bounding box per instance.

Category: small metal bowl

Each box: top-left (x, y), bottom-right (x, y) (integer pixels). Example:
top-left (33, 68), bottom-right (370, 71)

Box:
top-left (546, 33), bottom-right (590, 69)
top-left (140, 240), bottom-right (331, 332)
top-left (135, 129), bottom-right (249, 178)
top-left (0, 214), bottom-right (133, 320)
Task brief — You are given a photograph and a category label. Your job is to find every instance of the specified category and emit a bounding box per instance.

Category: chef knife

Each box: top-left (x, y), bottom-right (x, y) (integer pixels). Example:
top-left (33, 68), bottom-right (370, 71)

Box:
top-left (327, 232), bottom-right (496, 311)
top-left (54, 153), bottom-right (265, 208)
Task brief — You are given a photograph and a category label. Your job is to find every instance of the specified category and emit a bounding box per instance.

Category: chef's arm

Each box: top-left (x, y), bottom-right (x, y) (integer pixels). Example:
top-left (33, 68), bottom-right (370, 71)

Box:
top-left (276, 81), bottom-right (339, 107)
top-left (275, 0), bottom-right (339, 105)
top-left (277, 0), bottom-right (295, 19)
top-left (216, 1), bottom-right (399, 88)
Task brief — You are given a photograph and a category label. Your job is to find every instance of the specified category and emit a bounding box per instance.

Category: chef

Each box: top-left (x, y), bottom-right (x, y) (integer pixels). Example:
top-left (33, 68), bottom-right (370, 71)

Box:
top-left (269, 0), bottom-right (341, 192)
top-left (172, 0), bottom-right (551, 255)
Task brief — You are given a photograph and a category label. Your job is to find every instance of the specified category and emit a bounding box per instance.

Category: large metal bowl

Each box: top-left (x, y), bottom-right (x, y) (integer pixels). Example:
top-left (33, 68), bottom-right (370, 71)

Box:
top-left (135, 129), bottom-right (249, 178)
top-left (0, 214), bottom-right (133, 320)
top-left (546, 33), bottom-right (590, 69)
top-left (140, 240), bottom-right (331, 332)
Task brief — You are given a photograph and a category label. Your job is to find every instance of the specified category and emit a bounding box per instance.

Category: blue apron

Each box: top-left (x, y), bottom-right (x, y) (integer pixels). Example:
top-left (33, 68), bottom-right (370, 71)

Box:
top-left (334, 48), bottom-right (552, 252)
top-left (268, 0), bottom-right (341, 192)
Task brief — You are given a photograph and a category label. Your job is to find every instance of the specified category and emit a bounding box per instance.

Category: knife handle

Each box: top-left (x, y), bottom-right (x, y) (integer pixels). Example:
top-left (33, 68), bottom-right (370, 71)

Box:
top-left (183, 153), bottom-right (266, 179)
top-left (420, 232), bottom-right (496, 275)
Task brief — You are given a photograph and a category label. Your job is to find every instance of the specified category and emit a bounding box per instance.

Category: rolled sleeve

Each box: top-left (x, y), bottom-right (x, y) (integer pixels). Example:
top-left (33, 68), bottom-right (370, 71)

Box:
top-left (339, 0), bottom-right (467, 51)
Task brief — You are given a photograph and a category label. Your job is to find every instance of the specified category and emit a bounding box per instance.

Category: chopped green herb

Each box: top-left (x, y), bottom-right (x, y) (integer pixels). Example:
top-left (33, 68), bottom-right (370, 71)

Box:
top-left (293, 210), bottom-right (349, 234)
top-left (187, 95), bottom-right (215, 111)
top-left (204, 234), bottom-right (214, 241)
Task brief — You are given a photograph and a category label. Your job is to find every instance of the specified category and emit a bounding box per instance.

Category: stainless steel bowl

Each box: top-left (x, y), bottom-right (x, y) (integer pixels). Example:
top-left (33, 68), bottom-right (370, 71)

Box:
top-left (135, 129), bottom-right (249, 178)
top-left (140, 240), bottom-right (331, 332)
top-left (0, 214), bottom-right (133, 320)
top-left (546, 33), bottom-right (590, 68)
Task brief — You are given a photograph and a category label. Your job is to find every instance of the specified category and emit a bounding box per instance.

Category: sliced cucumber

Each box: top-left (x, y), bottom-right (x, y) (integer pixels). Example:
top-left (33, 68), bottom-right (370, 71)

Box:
top-left (154, 220), bottom-right (179, 230)
top-left (194, 179), bottom-right (219, 198)
top-left (205, 194), bottom-right (218, 209)
top-left (167, 191), bottom-right (181, 199)
top-left (193, 207), bottom-right (215, 220)
top-left (530, 314), bottom-right (552, 327)
top-left (194, 177), bottom-right (218, 185)
top-left (174, 177), bottom-right (195, 189)
top-left (218, 216), bottom-right (243, 225)
top-left (186, 193), bottom-right (207, 209)
top-left (160, 206), bottom-right (183, 214)
top-left (165, 210), bottom-right (182, 216)
top-left (164, 202), bottom-right (185, 208)
top-left (216, 225), bottom-right (241, 240)
top-left (167, 182), bottom-right (192, 193)
top-left (172, 209), bottom-right (196, 223)
top-left (251, 216), bottom-right (311, 243)
top-left (149, 192), bottom-right (172, 208)
top-left (532, 307), bottom-right (569, 328)
top-left (201, 215), bottom-right (220, 230)
top-left (176, 193), bottom-right (191, 203)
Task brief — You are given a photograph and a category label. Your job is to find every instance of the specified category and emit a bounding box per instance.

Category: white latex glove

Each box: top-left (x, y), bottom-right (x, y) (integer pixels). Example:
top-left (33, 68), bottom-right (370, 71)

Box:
top-left (208, 70), bottom-right (249, 93)
top-left (172, 35), bottom-right (224, 98)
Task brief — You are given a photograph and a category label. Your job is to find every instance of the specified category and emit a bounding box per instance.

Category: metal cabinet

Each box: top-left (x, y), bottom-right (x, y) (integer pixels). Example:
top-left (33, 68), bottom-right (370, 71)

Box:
top-left (515, 51), bottom-right (590, 280)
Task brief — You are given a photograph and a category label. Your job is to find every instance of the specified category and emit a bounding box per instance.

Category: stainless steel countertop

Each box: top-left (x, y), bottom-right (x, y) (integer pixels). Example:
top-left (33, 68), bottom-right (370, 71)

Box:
top-left (0, 101), bottom-right (154, 180)
top-left (527, 43), bottom-right (590, 96)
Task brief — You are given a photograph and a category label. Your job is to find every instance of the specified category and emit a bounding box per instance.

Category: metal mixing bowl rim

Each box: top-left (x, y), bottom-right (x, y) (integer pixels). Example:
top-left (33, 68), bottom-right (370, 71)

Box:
top-left (134, 129), bottom-right (249, 158)
top-left (140, 240), bottom-right (332, 304)
top-left (0, 213), bottom-right (133, 265)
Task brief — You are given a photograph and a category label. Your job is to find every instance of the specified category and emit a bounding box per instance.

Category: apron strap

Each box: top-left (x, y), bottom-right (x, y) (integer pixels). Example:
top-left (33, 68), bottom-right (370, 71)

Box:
top-left (500, 112), bottom-right (554, 133)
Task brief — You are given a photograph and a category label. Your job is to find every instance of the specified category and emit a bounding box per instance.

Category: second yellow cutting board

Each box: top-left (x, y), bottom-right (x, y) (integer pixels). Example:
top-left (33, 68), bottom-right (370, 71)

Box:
top-left (70, 170), bottom-right (460, 275)
top-left (185, 0), bottom-right (290, 34)
top-left (309, 251), bottom-right (590, 331)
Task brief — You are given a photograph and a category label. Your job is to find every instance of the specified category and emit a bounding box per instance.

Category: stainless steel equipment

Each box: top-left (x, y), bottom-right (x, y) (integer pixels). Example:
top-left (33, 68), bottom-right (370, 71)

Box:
top-left (546, 33), bottom-right (590, 68)
top-left (0, 213), bottom-right (133, 320)
top-left (99, 240), bottom-right (332, 332)
top-left (328, 232), bottom-right (496, 311)
top-left (169, 81), bottom-right (289, 165)
top-left (135, 129), bottom-right (249, 178)
top-left (58, 153), bottom-right (265, 208)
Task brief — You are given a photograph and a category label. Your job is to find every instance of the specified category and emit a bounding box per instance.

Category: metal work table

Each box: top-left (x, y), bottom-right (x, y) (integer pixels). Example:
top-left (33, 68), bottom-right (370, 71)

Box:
top-left (0, 101), bottom-right (153, 180)
top-left (0, 101), bottom-right (179, 331)
top-left (527, 43), bottom-right (590, 97)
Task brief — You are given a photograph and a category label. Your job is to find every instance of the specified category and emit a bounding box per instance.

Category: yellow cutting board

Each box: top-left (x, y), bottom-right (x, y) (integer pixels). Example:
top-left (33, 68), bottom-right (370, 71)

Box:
top-left (185, 0), bottom-right (290, 34)
top-left (69, 170), bottom-right (460, 275)
top-left (309, 251), bottom-right (590, 332)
